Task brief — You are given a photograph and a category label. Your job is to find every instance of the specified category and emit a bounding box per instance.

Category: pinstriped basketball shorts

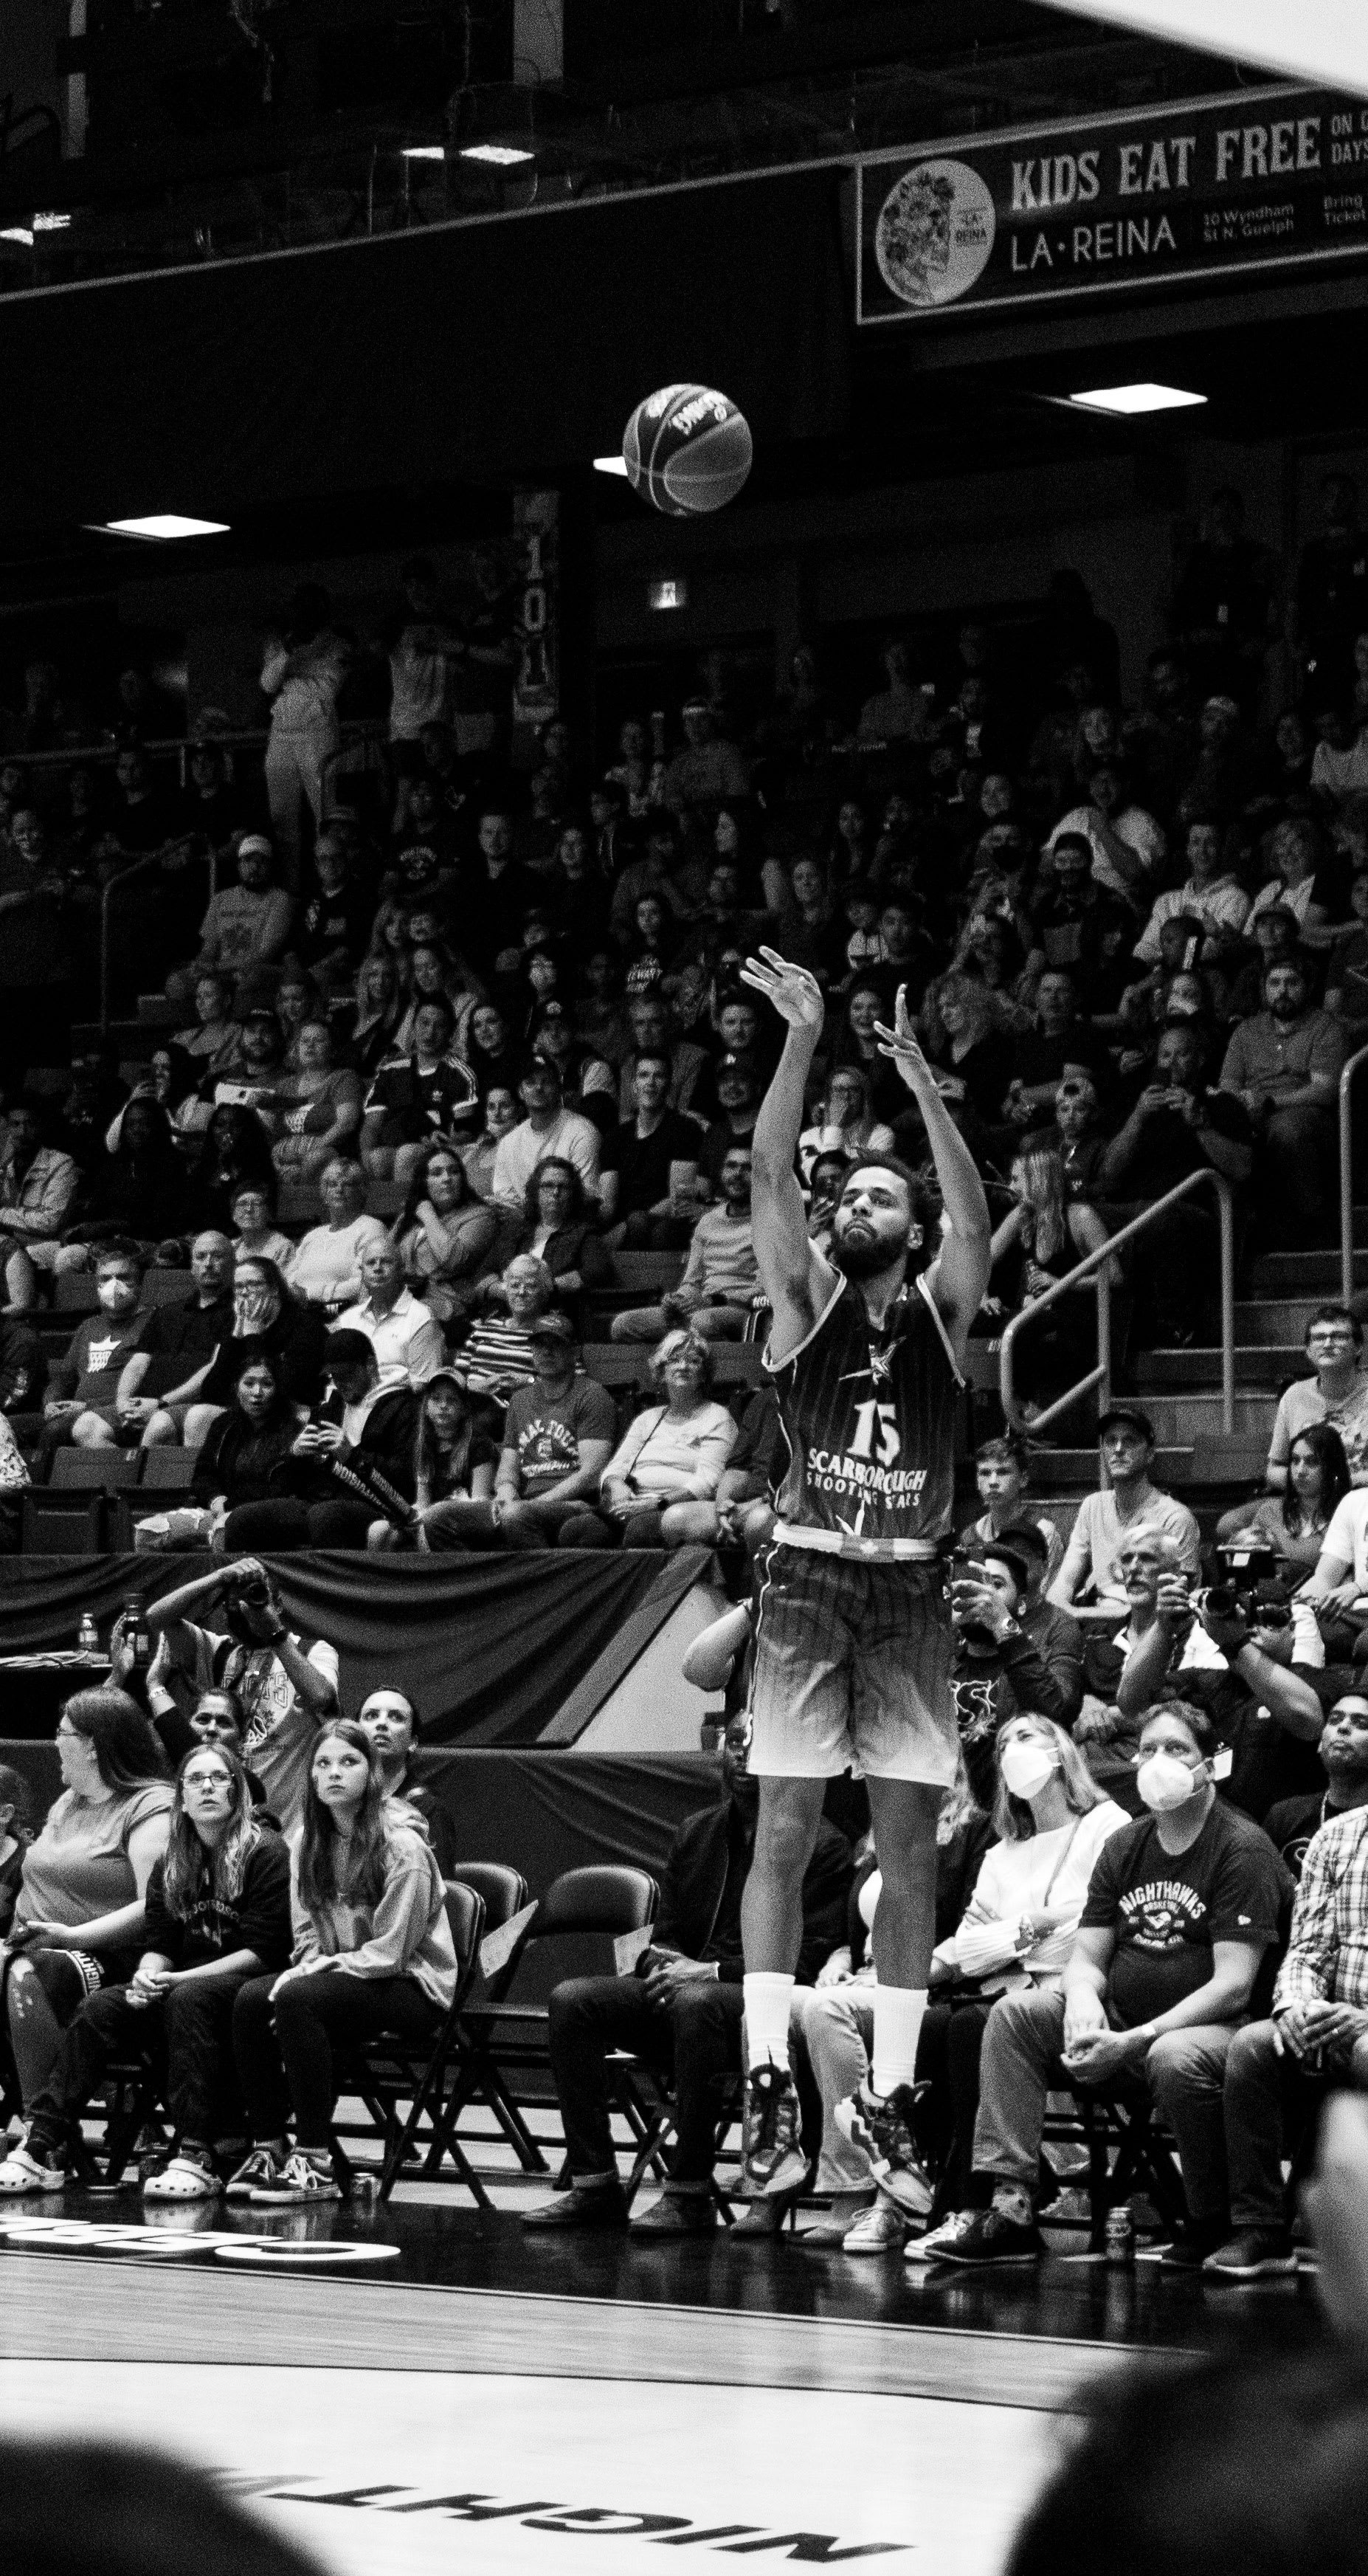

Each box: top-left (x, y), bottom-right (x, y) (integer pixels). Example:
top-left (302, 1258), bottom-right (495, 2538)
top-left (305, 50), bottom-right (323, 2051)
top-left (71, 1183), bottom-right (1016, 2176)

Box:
top-left (747, 1541), bottom-right (958, 1785)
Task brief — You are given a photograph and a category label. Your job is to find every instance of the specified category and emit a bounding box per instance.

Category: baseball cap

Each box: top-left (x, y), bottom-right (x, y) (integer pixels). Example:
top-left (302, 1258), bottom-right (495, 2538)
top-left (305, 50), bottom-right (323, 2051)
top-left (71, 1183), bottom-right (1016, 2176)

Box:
top-left (324, 1329), bottom-right (374, 1371)
top-left (527, 1311), bottom-right (576, 1348)
top-left (1096, 1404), bottom-right (1155, 1445)
top-left (237, 833), bottom-right (273, 861)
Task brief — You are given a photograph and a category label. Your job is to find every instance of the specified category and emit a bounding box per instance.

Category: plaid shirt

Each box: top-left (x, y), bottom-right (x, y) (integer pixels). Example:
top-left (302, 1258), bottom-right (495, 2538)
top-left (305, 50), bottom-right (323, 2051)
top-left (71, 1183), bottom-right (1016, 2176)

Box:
top-left (1274, 1807), bottom-right (1368, 2013)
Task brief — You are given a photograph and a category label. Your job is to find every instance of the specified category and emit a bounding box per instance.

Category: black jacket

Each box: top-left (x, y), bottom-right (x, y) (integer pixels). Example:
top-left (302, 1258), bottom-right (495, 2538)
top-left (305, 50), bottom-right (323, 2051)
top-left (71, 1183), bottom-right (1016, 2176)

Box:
top-left (655, 1800), bottom-right (851, 1986)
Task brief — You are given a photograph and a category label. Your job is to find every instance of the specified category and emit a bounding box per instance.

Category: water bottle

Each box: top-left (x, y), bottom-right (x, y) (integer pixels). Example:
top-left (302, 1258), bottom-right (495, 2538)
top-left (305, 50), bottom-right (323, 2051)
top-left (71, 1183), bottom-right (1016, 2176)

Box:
top-left (77, 1613), bottom-right (99, 1656)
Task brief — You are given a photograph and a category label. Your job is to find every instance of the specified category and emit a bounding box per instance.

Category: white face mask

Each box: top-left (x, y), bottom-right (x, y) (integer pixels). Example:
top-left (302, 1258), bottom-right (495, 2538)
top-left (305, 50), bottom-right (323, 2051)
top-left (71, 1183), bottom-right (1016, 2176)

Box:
top-left (1136, 1749), bottom-right (1202, 1814)
top-left (1000, 1741), bottom-right (1058, 1802)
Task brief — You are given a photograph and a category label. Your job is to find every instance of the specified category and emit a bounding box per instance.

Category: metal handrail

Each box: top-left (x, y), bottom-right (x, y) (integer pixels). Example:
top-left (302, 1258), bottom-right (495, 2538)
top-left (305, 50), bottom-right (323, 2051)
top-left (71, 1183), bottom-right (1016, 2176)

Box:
top-left (6, 716), bottom-right (384, 788)
top-left (99, 853), bottom-right (169, 1036)
top-left (1340, 1042), bottom-right (1368, 1306)
top-left (999, 1168), bottom-right (1236, 1449)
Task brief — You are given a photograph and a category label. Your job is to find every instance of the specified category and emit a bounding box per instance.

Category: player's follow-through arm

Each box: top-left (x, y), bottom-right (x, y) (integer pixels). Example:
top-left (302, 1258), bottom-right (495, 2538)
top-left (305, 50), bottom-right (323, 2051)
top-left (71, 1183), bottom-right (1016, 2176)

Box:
top-left (875, 987), bottom-right (992, 1359)
top-left (739, 948), bottom-right (837, 1358)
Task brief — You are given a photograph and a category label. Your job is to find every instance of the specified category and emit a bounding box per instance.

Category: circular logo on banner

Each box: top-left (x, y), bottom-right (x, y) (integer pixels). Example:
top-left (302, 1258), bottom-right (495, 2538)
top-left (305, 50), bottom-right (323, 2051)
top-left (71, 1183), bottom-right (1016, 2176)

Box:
top-left (874, 159), bottom-right (996, 309)
top-left (214, 2240), bottom-right (400, 2266)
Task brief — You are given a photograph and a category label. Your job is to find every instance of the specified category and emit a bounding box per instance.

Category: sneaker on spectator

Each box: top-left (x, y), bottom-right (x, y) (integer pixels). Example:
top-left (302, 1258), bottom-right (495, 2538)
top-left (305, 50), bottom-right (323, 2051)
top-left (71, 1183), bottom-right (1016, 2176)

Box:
top-left (798, 2194), bottom-right (876, 2246)
top-left (905, 2209), bottom-right (978, 2264)
top-left (0, 2143), bottom-right (66, 2197)
top-left (925, 2206), bottom-right (1043, 2268)
top-left (250, 2149), bottom-right (342, 2205)
top-left (226, 2147), bottom-right (284, 2202)
top-left (1158, 2216), bottom-right (1229, 2269)
top-left (834, 2079), bottom-right (934, 2217)
top-left (1203, 2228), bottom-right (1298, 2281)
top-left (841, 2199), bottom-right (907, 2255)
top-left (740, 2064), bottom-right (808, 2198)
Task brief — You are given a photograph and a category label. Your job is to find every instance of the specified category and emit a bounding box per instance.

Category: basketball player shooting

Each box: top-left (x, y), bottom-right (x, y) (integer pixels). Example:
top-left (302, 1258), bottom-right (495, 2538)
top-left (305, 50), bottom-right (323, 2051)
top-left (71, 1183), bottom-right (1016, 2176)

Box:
top-left (734, 948), bottom-right (991, 2208)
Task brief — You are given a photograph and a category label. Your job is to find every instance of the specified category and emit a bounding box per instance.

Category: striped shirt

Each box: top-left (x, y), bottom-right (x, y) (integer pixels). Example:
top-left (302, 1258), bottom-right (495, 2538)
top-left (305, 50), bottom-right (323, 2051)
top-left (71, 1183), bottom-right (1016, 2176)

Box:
top-left (1274, 1806), bottom-right (1368, 2014)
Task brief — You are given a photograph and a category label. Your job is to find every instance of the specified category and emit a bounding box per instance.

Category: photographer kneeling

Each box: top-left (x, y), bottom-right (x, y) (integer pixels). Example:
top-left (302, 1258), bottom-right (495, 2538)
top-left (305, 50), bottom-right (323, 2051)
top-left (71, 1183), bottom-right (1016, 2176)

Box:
top-left (147, 1558), bottom-right (339, 1838)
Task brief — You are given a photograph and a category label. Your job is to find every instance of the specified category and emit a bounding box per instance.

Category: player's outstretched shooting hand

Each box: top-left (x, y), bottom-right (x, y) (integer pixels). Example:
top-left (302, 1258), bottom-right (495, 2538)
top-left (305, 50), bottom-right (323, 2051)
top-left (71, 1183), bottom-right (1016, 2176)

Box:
top-left (874, 986), bottom-right (933, 1092)
top-left (739, 947), bottom-right (825, 1034)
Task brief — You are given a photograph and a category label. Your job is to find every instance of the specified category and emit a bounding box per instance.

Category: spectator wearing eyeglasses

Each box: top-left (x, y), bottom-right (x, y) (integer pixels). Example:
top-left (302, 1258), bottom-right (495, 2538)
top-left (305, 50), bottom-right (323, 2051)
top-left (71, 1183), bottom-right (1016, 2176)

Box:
top-left (1266, 1309), bottom-right (1368, 1492)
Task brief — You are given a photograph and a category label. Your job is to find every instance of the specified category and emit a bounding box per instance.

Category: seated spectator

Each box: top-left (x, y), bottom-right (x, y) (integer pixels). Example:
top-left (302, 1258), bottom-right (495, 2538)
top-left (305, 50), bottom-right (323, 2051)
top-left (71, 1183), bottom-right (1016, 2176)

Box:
top-left (959, 1433), bottom-right (1063, 1589)
top-left (1133, 818), bottom-right (1251, 965)
top-left (524, 1718), bottom-right (849, 2235)
top-left (394, 937), bottom-right (483, 1061)
top-left (114, 1230), bottom-right (235, 1451)
top-left (1219, 955), bottom-right (1345, 1243)
top-left (483, 1312), bottom-right (619, 1550)
top-left (657, 1381), bottom-right (783, 1557)
top-left (166, 833), bottom-right (294, 1016)
top-left (559, 1329), bottom-right (737, 1549)
top-left (925, 1699), bottom-right (1290, 2270)
top-left (616, 988), bottom-right (710, 1123)
top-left (899, 1719), bottom-right (1130, 2255)
top-left (289, 1157), bottom-right (388, 1313)
top-left (0, 1100), bottom-right (80, 1291)
top-left (696, 1050), bottom-right (761, 1195)
top-left (0, 1760), bottom-right (35, 1935)
top-left (1049, 1406), bottom-right (1201, 1608)
top-left (611, 1146), bottom-right (758, 1343)
top-left (598, 1050), bottom-right (711, 1246)
top-left (919, 974), bottom-right (1016, 1124)
top-left (449, 1253), bottom-right (559, 1407)
top-left (1218, 1423), bottom-right (1353, 1574)
top-left (270, 1019), bottom-right (362, 1182)
top-left (392, 1140), bottom-right (499, 1326)
top-left (806, 1147), bottom-right (851, 1258)
top-left (986, 1148), bottom-right (1113, 1416)
top-left (54, 1096), bottom-right (193, 1270)
top-left (463, 996), bottom-right (521, 1106)
top-left (227, 1721), bottom-right (456, 2205)
top-left (1262, 1689), bottom-right (1368, 1881)
top-left (1002, 971), bottom-right (1112, 1132)
top-left (175, 971), bottom-right (243, 1075)
top-left (1043, 758), bottom-right (1167, 912)
top-left (508, 1156), bottom-right (610, 1321)
top-left (1095, 1022), bottom-right (1253, 1348)
top-left (274, 963), bottom-right (322, 1069)
top-left (147, 1556), bottom-right (340, 1835)
top-left (290, 832), bottom-right (367, 997)
top-left (0, 1306), bottom-right (41, 1418)
top-left (335, 1236), bottom-right (443, 1393)
top-left (353, 1688), bottom-right (455, 1876)
top-left (180, 1103), bottom-right (277, 1239)
top-left (1246, 815), bottom-right (1337, 946)
top-left (184, 1008), bottom-right (287, 1144)
top-left (0, 1743), bottom-right (291, 2203)
top-left (1030, 1072), bottom-right (1111, 1202)
top-left (1200, 1769), bottom-right (1368, 2279)
top-left (370, 1369), bottom-right (499, 1550)
top-left (459, 1084), bottom-right (519, 1203)
top-left (796, 1066), bottom-right (895, 1188)
top-left (175, 1254), bottom-right (327, 1438)
top-left (132, 1351), bottom-right (305, 1551)
top-left (489, 1054), bottom-right (602, 1213)
top-left (359, 996), bottom-right (480, 1188)
top-left (948, 1542), bottom-right (1085, 1807)
top-left (1323, 865), bottom-right (1368, 1032)
top-left (229, 1177), bottom-right (296, 1276)
top-left (346, 951), bottom-right (404, 1081)
top-left (146, 1683), bottom-right (272, 1812)
top-left (1031, 833), bottom-right (1139, 1001)
top-left (229, 1330), bottom-right (418, 1553)
top-left (0, 1690), bottom-right (173, 2125)
top-left (35, 1241), bottom-right (151, 1467)
top-left (788, 1763), bottom-right (995, 2249)
top-left (1116, 1548), bottom-right (1325, 1819)
top-left (997, 1523), bottom-right (1085, 1726)
top-left (1300, 1478), bottom-right (1368, 1656)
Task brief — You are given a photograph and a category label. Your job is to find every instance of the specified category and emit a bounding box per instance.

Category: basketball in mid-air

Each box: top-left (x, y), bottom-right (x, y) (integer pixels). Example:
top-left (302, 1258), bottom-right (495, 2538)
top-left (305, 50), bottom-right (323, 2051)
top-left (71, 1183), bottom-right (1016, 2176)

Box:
top-left (621, 383), bottom-right (753, 517)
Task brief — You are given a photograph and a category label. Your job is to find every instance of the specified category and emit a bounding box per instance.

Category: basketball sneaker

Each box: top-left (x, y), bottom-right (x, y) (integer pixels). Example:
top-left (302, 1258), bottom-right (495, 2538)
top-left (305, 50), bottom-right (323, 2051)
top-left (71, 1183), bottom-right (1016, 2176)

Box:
top-left (250, 2149), bottom-right (342, 2205)
top-left (834, 2079), bottom-right (934, 2217)
top-left (740, 2063), bottom-right (808, 2197)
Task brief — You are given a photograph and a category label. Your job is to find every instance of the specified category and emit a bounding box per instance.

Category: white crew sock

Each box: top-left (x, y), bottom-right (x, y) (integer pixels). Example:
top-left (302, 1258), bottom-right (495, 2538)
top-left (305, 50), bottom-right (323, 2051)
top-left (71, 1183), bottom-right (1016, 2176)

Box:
top-left (744, 1971), bottom-right (795, 2072)
top-left (872, 1986), bottom-right (928, 2099)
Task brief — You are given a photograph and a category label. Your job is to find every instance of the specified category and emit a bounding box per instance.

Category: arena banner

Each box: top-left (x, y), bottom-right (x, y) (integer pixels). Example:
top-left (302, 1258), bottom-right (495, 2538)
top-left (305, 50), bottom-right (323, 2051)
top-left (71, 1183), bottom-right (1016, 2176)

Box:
top-left (511, 490), bottom-right (559, 747)
top-left (855, 83), bottom-right (1368, 321)
top-left (0, 1552), bottom-right (688, 1746)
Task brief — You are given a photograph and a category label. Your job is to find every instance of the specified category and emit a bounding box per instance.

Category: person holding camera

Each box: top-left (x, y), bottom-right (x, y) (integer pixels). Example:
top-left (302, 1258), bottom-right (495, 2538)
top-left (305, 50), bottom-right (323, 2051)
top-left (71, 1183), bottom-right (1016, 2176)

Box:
top-left (145, 1557), bottom-right (339, 1836)
top-left (523, 1721), bottom-right (851, 2237)
top-left (1115, 1548), bottom-right (1326, 1822)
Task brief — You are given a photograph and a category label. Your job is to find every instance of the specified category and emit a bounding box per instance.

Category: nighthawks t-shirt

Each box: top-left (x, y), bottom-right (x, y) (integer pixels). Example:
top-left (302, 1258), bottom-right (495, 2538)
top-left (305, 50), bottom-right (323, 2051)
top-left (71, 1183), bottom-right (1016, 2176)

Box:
top-left (1079, 1800), bottom-right (1288, 2028)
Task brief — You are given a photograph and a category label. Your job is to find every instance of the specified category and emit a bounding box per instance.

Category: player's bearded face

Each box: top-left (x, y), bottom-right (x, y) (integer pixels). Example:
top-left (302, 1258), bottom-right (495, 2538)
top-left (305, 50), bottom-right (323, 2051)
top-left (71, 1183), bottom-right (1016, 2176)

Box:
top-left (833, 1187), bottom-right (916, 1276)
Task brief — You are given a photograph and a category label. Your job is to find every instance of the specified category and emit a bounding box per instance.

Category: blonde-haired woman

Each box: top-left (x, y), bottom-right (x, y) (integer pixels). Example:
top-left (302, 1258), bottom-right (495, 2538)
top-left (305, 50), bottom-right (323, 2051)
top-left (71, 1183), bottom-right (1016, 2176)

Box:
top-left (987, 1147), bottom-right (1114, 1418)
top-left (919, 972), bottom-right (1015, 1123)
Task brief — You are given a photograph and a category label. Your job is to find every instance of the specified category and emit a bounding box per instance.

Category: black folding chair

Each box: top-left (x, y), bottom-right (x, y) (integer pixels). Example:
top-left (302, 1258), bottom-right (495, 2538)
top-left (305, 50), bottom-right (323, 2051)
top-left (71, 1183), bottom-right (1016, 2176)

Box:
top-left (442, 1862), bottom-right (545, 2172)
top-left (331, 1881), bottom-right (488, 2203)
top-left (447, 1864), bottom-right (660, 2181)
top-left (1043, 2084), bottom-right (1187, 2249)
top-left (618, 2063), bottom-right (746, 2219)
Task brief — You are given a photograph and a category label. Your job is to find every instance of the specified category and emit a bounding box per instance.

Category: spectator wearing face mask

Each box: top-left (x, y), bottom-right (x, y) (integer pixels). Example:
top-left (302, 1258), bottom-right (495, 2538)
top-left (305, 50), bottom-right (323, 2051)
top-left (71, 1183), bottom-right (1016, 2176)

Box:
top-left (1029, 833), bottom-right (1134, 1009)
top-left (947, 1543), bottom-right (1082, 1811)
top-left (34, 1241), bottom-right (150, 1469)
top-left (1115, 1546), bottom-right (1326, 1822)
top-left (923, 1699), bottom-right (1291, 2273)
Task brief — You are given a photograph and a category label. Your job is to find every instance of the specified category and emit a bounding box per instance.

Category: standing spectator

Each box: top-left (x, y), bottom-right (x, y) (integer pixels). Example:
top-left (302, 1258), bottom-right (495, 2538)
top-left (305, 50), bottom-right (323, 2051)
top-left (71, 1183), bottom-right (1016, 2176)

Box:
top-left (928, 1701), bottom-right (1289, 2270)
top-left (147, 1556), bottom-right (340, 1836)
top-left (359, 996), bottom-right (480, 1188)
top-left (227, 1721), bottom-right (455, 2204)
top-left (336, 1236), bottom-right (443, 1391)
top-left (1265, 1311), bottom-right (1368, 1492)
top-left (559, 1329), bottom-right (737, 1549)
top-left (289, 1158), bottom-right (387, 1313)
top-left (611, 1146), bottom-right (758, 1343)
top-left (167, 836), bottom-right (295, 1016)
top-left (1220, 956), bottom-right (1346, 1244)
top-left (384, 558), bottom-right (462, 771)
top-left (1049, 1407), bottom-right (1201, 1608)
top-left (489, 1055), bottom-right (601, 1213)
top-left (0, 1743), bottom-right (292, 2203)
top-left (260, 588), bottom-right (349, 892)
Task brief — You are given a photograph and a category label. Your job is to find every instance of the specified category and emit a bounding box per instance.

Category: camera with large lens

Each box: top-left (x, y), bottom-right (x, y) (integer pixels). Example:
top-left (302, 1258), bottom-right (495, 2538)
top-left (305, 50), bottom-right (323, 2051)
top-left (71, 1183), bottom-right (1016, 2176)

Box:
top-left (224, 1571), bottom-right (272, 1614)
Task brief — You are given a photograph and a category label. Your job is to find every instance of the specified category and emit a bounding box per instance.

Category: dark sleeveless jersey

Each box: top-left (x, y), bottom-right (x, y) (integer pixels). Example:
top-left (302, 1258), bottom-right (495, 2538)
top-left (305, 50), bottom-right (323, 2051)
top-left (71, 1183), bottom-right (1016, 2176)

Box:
top-left (765, 1271), bottom-right (962, 1549)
